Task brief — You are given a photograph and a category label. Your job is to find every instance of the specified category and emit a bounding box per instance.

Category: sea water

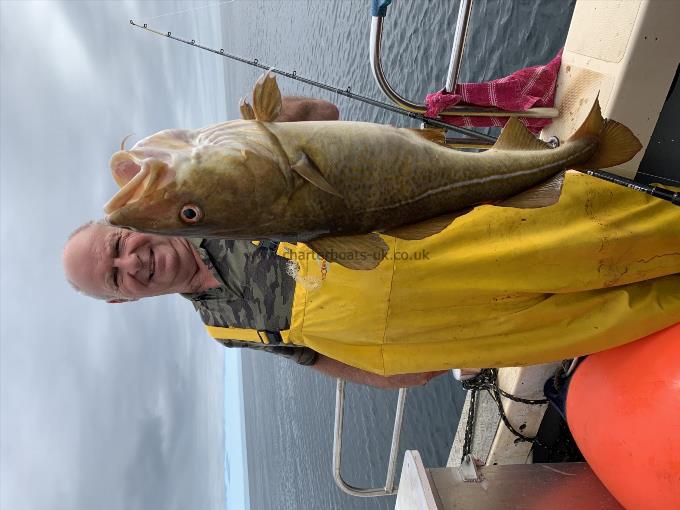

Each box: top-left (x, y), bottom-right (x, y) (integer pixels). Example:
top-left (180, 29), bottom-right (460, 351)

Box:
top-left (222, 1), bottom-right (575, 508)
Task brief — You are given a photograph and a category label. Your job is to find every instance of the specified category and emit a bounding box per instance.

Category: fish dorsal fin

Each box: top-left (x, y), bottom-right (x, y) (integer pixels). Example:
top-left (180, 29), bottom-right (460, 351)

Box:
top-left (239, 97), bottom-right (256, 120)
top-left (307, 234), bottom-right (388, 270)
top-left (382, 210), bottom-right (471, 240)
top-left (407, 127), bottom-right (447, 145)
top-left (497, 172), bottom-right (565, 209)
top-left (492, 118), bottom-right (551, 151)
top-left (252, 71), bottom-right (282, 122)
top-left (291, 152), bottom-right (343, 198)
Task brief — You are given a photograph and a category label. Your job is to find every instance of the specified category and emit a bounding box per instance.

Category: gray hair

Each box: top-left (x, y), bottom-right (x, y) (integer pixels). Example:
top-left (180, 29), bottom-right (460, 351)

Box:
top-left (64, 219), bottom-right (117, 301)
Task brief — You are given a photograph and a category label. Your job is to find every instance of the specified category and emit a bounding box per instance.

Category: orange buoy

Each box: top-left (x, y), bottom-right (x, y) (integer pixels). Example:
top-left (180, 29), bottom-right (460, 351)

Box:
top-left (566, 323), bottom-right (680, 509)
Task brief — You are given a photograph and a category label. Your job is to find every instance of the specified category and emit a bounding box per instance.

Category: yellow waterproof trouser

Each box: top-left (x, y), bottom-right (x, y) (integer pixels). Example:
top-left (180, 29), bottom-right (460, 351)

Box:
top-left (280, 172), bottom-right (680, 375)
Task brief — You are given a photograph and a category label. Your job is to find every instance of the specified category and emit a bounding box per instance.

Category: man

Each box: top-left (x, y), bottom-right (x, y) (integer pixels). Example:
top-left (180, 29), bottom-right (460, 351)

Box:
top-left (64, 97), bottom-right (680, 384)
top-left (62, 96), bottom-right (446, 389)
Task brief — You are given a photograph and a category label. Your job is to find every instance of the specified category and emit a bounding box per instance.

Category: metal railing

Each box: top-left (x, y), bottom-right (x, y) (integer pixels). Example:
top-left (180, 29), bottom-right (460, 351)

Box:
top-left (332, 379), bottom-right (408, 497)
top-left (445, 0), bottom-right (475, 93)
top-left (369, 0), bottom-right (559, 121)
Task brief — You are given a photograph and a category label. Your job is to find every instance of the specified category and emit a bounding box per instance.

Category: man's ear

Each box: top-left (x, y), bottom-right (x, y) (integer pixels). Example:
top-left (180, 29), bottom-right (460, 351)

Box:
top-left (107, 298), bottom-right (138, 304)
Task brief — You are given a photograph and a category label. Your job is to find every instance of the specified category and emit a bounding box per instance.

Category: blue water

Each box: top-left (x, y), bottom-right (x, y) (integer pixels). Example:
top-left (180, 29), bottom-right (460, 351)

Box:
top-left (221, 1), bottom-right (576, 508)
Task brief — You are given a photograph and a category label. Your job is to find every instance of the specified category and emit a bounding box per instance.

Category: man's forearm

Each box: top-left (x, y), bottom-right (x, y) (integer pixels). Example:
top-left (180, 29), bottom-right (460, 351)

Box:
top-left (311, 354), bottom-right (447, 389)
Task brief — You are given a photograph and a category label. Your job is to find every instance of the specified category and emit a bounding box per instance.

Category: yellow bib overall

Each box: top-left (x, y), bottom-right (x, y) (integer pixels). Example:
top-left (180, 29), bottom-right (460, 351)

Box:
top-left (208, 172), bottom-right (680, 375)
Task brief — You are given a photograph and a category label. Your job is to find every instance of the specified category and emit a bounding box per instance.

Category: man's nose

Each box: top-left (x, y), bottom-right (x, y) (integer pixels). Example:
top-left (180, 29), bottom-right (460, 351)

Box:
top-left (113, 253), bottom-right (142, 274)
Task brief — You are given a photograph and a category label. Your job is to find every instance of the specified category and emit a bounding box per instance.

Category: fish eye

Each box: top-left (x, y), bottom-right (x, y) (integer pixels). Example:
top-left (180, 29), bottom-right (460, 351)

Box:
top-left (180, 204), bottom-right (203, 224)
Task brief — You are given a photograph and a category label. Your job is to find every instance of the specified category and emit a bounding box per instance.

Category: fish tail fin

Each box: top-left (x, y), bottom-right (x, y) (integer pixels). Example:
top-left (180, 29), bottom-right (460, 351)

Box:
top-left (569, 96), bottom-right (642, 170)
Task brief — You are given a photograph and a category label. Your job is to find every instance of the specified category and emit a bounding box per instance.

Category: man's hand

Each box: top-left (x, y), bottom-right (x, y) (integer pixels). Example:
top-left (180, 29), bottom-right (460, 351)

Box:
top-left (311, 355), bottom-right (448, 389)
top-left (279, 97), bottom-right (340, 122)
top-left (372, 371), bottom-right (449, 389)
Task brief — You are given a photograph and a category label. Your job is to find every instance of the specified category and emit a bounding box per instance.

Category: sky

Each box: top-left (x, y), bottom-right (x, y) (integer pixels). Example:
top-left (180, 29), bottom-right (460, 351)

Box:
top-left (0, 2), bottom-right (246, 509)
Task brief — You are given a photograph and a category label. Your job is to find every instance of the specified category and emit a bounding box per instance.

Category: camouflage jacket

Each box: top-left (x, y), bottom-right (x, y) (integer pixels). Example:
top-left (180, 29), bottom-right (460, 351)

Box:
top-left (181, 238), bottom-right (318, 365)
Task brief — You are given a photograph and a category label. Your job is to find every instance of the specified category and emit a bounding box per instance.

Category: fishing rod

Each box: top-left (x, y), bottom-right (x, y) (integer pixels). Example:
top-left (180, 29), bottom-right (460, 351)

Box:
top-left (584, 169), bottom-right (680, 206)
top-left (129, 20), bottom-right (680, 206)
top-left (128, 19), bottom-right (496, 142)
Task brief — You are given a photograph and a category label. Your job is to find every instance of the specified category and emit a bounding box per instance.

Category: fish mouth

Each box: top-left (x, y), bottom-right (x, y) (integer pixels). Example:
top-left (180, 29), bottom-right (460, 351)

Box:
top-left (104, 154), bottom-right (175, 214)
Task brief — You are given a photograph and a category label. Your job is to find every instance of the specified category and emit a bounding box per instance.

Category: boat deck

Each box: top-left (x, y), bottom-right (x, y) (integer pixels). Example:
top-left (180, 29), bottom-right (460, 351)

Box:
top-left (638, 63), bottom-right (679, 186)
top-left (394, 0), bottom-right (679, 505)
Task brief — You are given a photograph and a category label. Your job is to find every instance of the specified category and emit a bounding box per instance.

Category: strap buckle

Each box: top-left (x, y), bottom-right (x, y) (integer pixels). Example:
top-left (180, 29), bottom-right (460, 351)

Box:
top-left (258, 240), bottom-right (280, 251)
top-left (257, 330), bottom-right (284, 345)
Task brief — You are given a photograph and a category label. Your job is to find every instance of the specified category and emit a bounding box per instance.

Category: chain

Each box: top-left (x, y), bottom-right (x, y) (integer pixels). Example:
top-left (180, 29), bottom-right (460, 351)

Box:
top-left (460, 368), bottom-right (549, 455)
top-left (461, 369), bottom-right (549, 405)
top-left (461, 386), bottom-right (477, 461)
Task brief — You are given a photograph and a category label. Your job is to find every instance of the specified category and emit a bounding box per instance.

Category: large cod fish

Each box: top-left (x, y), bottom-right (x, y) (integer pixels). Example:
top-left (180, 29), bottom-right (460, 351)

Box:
top-left (104, 72), bottom-right (641, 269)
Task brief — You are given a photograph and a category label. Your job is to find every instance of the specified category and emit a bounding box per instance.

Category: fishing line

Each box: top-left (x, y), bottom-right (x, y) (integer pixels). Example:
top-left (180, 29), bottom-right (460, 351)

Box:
top-left (139, 1), bottom-right (235, 22)
top-left (636, 170), bottom-right (680, 186)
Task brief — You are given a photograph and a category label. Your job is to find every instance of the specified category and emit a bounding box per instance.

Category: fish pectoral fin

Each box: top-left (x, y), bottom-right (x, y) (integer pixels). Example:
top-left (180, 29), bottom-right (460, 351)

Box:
top-left (407, 127), bottom-right (447, 145)
top-left (239, 97), bottom-right (256, 120)
top-left (306, 234), bottom-right (388, 270)
top-left (382, 210), bottom-right (471, 240)
top-left (252, 71), bottom-right (282, 122)
top-left (498, 172), bottom-right (565, 209)
top-left (291, 152), bottom-right (343, 198)
top-left (492, 118), bottom-right (551, 151)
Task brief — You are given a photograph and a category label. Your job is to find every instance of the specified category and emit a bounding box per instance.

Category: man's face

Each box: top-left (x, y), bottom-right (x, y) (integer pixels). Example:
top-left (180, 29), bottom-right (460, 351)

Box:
top-left (63, 223), bottom-right (201, 301)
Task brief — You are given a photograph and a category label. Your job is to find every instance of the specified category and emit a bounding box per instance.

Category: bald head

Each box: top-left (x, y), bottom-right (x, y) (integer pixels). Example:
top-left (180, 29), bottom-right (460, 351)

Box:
top-left (63, 222), bottom-right (117, 300)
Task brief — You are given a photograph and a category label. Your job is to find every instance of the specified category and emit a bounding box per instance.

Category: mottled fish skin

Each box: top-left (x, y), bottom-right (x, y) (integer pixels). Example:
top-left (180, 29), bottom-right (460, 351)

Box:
top-left (105, 74), bottom-right (641, 268)
top-left (105, 119), bottom-right (597, 239)
top-left (262, 120), bottom-right (596, 236)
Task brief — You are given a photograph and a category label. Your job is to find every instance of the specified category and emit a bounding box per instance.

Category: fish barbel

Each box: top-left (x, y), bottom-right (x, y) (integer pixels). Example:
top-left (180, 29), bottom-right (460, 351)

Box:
top-left (104, 72), bottom-right (641, 269)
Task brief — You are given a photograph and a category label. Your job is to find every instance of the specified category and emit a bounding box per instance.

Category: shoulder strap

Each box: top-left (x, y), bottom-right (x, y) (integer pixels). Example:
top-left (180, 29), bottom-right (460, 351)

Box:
top-left (205, 325), bottom-right (287, 345)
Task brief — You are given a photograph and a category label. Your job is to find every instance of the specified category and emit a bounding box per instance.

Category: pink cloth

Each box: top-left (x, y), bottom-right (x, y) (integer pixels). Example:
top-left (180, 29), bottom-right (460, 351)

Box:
top-left (425, 50), bottom-right (562, 133)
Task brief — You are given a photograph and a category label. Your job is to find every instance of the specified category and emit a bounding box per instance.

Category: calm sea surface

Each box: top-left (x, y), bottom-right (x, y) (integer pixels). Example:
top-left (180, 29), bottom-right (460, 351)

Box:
top-left (221, 1), bottom-right (575, 508)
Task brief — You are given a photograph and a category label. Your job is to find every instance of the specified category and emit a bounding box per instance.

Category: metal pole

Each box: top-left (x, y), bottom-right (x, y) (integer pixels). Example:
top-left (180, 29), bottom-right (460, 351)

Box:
top-left (384, 388), bottom-right (407, 493)
top-left (369, 16), bottom-right (496, 142)
top-left (445, 0), bottom-right (474, 93)
top-left (332, 379), bottom-right (407, 497)
top-left (368, 15), bottom-right (556, 121)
